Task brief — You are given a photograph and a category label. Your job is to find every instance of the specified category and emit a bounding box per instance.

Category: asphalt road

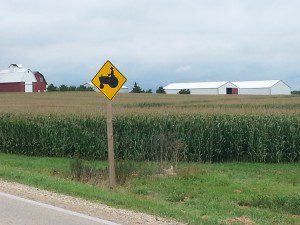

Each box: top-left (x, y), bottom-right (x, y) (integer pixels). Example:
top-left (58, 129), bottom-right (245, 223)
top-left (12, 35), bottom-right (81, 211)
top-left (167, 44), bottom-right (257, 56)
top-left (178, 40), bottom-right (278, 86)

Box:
top-left (0, 192), bottom-right (121, 225)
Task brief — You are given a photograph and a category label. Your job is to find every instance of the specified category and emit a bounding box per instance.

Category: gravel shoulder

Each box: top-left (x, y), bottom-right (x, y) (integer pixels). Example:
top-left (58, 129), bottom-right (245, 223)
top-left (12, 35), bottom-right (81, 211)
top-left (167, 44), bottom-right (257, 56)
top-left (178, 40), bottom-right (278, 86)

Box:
top-left (0, 179), bottom-right (185, 225)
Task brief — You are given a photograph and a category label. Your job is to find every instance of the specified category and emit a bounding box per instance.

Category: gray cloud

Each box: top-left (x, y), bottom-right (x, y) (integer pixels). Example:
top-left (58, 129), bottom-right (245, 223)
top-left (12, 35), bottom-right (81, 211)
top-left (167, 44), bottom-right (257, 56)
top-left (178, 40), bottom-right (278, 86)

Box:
top-left (0, 0), bottom-right (299, 90)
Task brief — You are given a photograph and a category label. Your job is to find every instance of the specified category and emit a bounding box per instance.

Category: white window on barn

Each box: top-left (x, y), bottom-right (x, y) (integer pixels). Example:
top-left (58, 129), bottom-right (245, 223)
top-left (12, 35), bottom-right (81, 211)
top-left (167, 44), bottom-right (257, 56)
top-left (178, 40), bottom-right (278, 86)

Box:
top-left (40, 77), bottom-right (43, 82)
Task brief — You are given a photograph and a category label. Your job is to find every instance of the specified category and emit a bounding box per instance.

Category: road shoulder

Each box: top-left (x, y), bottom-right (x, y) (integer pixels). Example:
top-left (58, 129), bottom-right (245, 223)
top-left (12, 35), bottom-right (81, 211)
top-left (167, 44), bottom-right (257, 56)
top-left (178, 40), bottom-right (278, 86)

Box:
top-left (0, 179), bottom-right (184, 225)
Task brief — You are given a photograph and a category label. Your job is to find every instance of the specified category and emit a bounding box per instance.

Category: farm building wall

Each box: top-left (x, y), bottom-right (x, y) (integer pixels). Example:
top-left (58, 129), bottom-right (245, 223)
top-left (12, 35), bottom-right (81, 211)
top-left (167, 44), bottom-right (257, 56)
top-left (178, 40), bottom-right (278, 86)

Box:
top-left (33, 72), bottom-right (47, 92)
top-left (118, 88), bottom-right (129, 93)
top-left (165, 82), bottom-right (238, 95)
top-left (165, 89), bottom-right (180, 94)
top-left (218, 82), bottom-right (238, 94)
top-left (190, 88), bottom-right (218, 95)
top-left (32, 83), bottom-right (41, 92)
top-left (238, 88), bottom-right (270, 95)
top-left (270, 81), bottom-right (291, 95)
top-left (0, 82), bottom-right (25, 92)
top-left (23, 70), bottom-right (36, 85)
top-left (25, 84), bottom-right (33, 92)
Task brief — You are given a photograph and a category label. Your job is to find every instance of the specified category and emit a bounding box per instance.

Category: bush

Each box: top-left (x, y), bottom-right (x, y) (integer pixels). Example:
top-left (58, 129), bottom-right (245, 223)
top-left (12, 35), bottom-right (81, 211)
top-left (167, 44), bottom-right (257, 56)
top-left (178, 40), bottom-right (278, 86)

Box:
top-left (291, 90), bottom-right (300, 95)
top-left (178, 89), bottom-right (190, 94)
top-left (47, 84), bottom-right (58, 92)
top-left (156, 86), bottom-right (166, 94)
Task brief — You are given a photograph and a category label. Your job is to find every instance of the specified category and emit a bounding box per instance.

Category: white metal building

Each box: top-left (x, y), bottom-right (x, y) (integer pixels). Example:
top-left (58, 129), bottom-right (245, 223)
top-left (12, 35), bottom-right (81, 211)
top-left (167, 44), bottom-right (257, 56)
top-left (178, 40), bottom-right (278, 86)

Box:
top-left (118, 85), bottom-right (129, 93)
top-left (163, 81), bottom-right (238, 95)
top-left (83, 82), bottom-right (129, 93)
top-left (163, 80), bottom-right (291, 95)
top-left (232, 80), bottom-right (291, 95)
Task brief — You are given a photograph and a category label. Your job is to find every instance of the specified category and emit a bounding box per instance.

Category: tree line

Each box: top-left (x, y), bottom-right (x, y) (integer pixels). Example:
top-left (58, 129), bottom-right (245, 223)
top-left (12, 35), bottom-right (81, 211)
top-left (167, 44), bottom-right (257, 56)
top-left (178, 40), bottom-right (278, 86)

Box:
top-left (47, 82), bottom-right (191, 94)
top-left (47, 84), bottom-right (94, 92)
top-left (131, 82), bottom-right (168, 94)
top-left (130, 83), bottom-right (190, 94)
top-left (291, 90), bottom-right (300, 95)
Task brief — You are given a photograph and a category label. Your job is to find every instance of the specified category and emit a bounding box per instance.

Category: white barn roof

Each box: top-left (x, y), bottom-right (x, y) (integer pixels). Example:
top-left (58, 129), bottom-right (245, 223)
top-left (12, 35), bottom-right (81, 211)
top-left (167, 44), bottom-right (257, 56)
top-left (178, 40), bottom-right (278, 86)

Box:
top-left (0, 64), bottom-right (36, 84)
top-left (0, 73), bottom-right (26, 83)
top-left (231, 80), bottom-right (281, 88)
top-left (164, 81), bottom-right (229, 90)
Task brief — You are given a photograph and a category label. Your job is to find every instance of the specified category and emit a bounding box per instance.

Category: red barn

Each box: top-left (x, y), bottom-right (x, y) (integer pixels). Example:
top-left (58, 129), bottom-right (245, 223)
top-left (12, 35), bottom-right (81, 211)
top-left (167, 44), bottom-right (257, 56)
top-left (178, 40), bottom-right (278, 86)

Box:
top-left (33, 71), bottom-right (47, 92)
top-left (0, 64), bottom-right (47, 92)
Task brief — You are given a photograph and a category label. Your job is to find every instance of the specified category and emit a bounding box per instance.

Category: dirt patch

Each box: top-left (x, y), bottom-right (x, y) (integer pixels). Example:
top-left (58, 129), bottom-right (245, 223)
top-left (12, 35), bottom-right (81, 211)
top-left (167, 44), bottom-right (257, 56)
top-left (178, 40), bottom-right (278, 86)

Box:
top-left (226, 216), bottom-right (256, 225)
top-left (0, 179), bottom-right (185, 225)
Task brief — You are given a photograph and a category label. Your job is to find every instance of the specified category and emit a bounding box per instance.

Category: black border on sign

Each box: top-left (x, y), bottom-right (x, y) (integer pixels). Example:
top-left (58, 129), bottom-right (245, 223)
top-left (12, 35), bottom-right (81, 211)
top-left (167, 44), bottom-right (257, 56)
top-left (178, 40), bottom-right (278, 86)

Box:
top-left (91, 60), bottom-right (127, 101)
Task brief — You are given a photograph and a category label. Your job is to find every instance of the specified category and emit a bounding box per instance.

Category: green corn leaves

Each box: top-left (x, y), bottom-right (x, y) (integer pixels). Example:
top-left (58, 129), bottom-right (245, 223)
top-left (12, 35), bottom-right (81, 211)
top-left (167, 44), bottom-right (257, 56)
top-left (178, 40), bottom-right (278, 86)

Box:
top-left (0, 114), bottom-right (299, 163)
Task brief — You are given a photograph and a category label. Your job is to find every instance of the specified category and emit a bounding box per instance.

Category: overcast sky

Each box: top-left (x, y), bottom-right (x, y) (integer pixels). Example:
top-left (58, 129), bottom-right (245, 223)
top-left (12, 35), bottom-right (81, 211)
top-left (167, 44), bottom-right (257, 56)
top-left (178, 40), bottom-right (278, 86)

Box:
top-left (1, 0), bottom-right (299, 90)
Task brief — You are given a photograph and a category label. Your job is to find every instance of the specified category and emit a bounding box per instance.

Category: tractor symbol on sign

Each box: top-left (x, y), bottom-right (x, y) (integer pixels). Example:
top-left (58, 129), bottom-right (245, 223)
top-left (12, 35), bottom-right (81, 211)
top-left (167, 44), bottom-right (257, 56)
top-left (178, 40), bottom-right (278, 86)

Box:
top-left (99, 67), bottom-right (119, 89)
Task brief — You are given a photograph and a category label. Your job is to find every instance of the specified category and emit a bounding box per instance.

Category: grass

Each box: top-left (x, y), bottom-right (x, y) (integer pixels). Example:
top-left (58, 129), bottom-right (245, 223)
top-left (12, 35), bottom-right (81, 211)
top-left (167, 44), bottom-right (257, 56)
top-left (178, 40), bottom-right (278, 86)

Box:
top-left (0, 153), bottom-right (299, 225)
top-left (0, 92), bottom-right (299, 115)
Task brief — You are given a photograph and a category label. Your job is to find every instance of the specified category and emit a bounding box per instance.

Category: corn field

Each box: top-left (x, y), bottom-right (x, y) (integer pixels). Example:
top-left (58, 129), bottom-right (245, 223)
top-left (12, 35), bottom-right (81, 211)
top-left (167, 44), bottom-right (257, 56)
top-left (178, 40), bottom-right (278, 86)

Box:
top-left (0, 114), bottom-right (299, 163)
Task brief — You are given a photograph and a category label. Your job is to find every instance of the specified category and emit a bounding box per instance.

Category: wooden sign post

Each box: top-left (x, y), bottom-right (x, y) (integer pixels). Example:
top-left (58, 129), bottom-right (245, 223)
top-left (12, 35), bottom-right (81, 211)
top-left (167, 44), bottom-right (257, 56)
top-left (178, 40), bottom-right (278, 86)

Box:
top-left (91, 60), bottom-right (127, 189)
top-left (106, 100), bottom-right (116, 188)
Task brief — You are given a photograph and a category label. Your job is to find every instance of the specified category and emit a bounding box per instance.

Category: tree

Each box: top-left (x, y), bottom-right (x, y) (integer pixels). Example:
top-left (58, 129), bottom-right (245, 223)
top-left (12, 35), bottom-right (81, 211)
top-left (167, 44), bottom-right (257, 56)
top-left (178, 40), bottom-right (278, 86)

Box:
top-left (47, 83), bottom-right (58, 92)
top-left (68, 86), bottom-right (76, 91)
top-left (131, 82), bottom-right (144, 93)
top-left (86, 87), bottom-right (94, 91)
top-left (145, 89), bottom-right (152, 93)
top-left (178, 89), bottom-right (190, 94)
top-left (76, 85), bottom-right (87, 91)
top-left (59, 84), bottom-right (69, 91)
top-left (156, 86), bottom-right (166, 94)
top-left (46, 84), bottom-right (95, 92)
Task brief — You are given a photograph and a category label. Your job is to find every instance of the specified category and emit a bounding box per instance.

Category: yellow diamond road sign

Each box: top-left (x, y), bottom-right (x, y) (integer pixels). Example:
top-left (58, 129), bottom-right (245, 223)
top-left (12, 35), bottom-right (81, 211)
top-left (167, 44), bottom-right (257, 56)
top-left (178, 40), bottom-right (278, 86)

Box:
top-left (91, 60), bottom-right (127, 100)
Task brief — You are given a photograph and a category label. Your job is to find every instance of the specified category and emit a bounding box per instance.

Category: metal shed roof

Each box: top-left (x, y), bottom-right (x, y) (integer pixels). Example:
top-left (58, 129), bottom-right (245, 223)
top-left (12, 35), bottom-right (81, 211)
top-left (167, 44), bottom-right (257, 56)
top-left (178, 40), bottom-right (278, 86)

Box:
top-left (163, 81), bottom-right (229, 90)
top-left (0, 72), bottom-right (26, 83)
top-left (231, 80), bottom-right (281, 88)
top-left (0, 65), bottom-right (36, 83)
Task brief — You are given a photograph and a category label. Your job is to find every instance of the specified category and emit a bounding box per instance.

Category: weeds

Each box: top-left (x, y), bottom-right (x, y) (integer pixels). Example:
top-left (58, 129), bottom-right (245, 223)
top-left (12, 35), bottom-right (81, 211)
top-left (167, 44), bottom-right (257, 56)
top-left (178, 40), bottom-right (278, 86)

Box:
top-left (238, 194), bottom-right (300, 215)
top-left (69, 157), bottom-right (107, 185)
top-left (69, 158), bottom-right (174, 186)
